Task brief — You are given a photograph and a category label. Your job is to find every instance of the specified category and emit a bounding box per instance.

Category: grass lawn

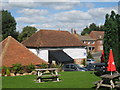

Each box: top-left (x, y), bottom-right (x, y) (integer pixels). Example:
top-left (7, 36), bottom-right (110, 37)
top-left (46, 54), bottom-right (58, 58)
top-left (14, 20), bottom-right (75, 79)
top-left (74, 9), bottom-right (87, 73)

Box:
top-left (2, 71), bottom-right (100, 88)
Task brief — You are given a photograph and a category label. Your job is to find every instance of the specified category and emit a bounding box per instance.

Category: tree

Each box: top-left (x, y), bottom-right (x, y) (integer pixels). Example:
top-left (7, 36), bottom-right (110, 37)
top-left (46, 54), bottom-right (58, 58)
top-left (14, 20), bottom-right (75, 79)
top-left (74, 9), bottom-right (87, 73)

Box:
top-left (2, 10), bottom-right (19, 40)
top-left (81, 23), bottom-right (102, 35)
top-left (103, 11), bottom-right (120, 71)
top-left (81, 26), bottom-right (90, 35)
top-left (18, 26), bottom-right (37, 42)
top-left (89, 23), bottom-right (98, 31)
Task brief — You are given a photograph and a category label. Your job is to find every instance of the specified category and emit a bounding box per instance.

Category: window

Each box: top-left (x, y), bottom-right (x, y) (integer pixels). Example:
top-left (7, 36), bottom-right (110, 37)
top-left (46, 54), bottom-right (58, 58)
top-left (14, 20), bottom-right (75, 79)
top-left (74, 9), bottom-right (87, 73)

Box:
top-left (92, 41), bottom-right (95, 44)
top-left (88, 41), bottom-right (90, 44)
top-left (100, 41), bottom-right (103, 44)
top-left (66, 65), bottom-right (69, 68)
top-left (83, 41), bottom-right (86, 44)
top-left (100, 46), bottom-right (103, 50)
top-left (71, 65), bottom-right (77, 70)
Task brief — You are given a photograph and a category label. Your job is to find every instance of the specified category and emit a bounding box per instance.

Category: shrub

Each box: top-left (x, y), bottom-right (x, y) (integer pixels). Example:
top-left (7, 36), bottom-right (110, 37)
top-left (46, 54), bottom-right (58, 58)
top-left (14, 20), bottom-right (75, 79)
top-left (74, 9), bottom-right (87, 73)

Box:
top-left (40, 63), bottom-right (48, 69)
top-left (87, 52), bottom-right (94, 59)
top-left (26, 64), bottom-right (35, 73)
top-left (1, 66), bottom-right (8, 76)
top-left (82, 59), bottom-right (86, 66)
top-left (2, 69), bottom-right (5, 76)
top-left (6, 69), bottom-right (11, 76)
top-left (12, 64), bottom-right (23, 74)
top-left (49, 64), bottom-right (56, 68)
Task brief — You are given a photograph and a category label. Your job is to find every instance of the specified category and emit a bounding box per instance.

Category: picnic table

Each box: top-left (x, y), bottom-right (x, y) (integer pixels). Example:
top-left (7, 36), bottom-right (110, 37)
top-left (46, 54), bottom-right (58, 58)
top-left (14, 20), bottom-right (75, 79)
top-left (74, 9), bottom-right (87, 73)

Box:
top-left (94, 74), bottom-right (120, 89)
top-left (35, 68), bottom-right (61, 83)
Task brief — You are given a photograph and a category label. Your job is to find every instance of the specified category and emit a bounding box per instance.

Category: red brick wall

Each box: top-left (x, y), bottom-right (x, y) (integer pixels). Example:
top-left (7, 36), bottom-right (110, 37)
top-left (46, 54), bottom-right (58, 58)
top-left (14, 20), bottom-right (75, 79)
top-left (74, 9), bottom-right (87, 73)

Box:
top-left (95, 40), bottom-right (103, 52)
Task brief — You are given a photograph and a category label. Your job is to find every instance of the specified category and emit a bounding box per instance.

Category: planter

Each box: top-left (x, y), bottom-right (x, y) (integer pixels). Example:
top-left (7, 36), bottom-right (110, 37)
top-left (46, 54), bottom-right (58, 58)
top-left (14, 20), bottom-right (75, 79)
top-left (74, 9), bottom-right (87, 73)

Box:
top-left (16, 73), bottom-right (21, 76)
top-left (10, 73), bottom-right (15, 76)
top-left (23, 73), bottom-right (29, 75)
top-left (31, 71), bottom-right (37, 75)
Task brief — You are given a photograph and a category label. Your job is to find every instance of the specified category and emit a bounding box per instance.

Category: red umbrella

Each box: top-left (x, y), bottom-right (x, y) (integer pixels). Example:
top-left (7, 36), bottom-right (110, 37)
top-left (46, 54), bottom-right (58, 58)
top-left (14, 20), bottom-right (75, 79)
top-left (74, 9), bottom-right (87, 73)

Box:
top-left (101, 50), bottom-right (104, 63)
top-left (107, 49), bottom-right (116, 74)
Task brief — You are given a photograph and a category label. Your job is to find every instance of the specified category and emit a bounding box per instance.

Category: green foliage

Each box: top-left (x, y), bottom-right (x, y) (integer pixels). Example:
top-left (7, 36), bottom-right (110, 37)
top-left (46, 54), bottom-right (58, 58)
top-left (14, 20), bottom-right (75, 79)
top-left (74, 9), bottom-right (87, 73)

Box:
top-left (12, 64), bottom-right (23, 74)
top-left (18, 26), bottom-right (37, 42)
top-left (40, 63), bottom-right (48, 68)
top-left (103, 11), bottom-right (120, 70)
top-left (81, 23), bottom-right (105, 35)
top-left (2, 10), bottom-right (19, 40)
top-left (1, 66), bottom-right (8, 76)
top-left (82, 59), bottom-right (86, 66)
top-left (6, 69), bottom-right (11, 76)
top-left (26, 64), bottom-right (35, 73)
top-left (81, 26), bottom-right (90, 35)
top-left (87, 52), bottom-right (94, 59)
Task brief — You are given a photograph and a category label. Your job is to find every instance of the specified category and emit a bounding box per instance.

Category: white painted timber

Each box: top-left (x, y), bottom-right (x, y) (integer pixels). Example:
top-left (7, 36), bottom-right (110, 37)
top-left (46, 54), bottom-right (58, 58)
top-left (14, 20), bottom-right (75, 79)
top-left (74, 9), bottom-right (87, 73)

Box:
top-left (39, 50), bottom-right (48, 62)
top-left (63, 48), bottom-right (87, 59)
top-left (29, 49), bottom-right (38, 55)
top-left (29, 49), bottom-right (48, 62)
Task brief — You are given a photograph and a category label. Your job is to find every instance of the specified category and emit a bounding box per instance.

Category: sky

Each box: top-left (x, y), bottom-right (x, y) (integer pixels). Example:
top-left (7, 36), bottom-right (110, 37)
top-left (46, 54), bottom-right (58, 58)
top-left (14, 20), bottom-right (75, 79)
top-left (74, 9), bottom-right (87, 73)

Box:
top-left (1, 0), bottom-right (119, 34)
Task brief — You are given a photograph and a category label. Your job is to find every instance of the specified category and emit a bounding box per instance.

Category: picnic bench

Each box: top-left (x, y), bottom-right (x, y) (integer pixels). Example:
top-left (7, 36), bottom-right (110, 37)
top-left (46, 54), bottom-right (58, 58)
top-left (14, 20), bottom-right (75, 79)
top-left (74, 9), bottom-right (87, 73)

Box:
top-left (94, 74), bottom-right (120, 89)
top-left (35, 68), bottom-right (61, 83)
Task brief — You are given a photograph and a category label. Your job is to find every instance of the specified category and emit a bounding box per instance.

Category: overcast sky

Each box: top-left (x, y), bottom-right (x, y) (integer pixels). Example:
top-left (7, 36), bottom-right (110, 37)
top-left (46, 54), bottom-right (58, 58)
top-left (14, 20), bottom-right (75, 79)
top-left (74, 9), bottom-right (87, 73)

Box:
top-left (1, 0), bottom-right (119, 34)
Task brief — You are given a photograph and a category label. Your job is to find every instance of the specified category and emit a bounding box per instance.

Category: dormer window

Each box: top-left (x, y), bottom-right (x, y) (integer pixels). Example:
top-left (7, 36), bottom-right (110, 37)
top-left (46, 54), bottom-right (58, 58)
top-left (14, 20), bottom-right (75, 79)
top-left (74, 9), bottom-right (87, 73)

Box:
top-left (88, 41), bottom-right (90, 44)
top-left (83, 41), bottom-right (86, 44)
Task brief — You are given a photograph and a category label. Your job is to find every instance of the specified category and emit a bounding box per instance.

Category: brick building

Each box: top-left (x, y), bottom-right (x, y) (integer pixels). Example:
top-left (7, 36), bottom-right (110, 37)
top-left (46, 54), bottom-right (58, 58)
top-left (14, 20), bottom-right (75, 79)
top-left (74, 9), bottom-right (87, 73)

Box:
top-left (78, 31), bottom-right (104, 52)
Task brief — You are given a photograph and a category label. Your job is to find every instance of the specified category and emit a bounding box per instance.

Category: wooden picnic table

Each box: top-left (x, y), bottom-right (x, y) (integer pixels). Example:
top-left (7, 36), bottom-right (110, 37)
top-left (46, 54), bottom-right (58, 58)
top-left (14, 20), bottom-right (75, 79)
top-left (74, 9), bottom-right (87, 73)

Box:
top-left (95, 74), bottom-right (120, 89)
top-left (35, 68), bottom-right (61, 83)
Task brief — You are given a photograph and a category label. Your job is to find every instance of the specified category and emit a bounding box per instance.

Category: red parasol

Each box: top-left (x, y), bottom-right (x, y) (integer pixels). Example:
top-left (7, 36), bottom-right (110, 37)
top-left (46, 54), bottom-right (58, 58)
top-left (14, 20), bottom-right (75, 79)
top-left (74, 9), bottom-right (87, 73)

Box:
top-left (107, 49), bottom-right (116, 74)
top-left (101, 50), bottom-right (104, 63)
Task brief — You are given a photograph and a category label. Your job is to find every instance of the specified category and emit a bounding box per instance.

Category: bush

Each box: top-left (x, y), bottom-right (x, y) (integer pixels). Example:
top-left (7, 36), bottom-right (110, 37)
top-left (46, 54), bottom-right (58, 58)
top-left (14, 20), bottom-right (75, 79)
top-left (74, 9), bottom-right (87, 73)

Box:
top-left (1, 66), bottom-right (7, 76)
top-left (82, 59), bottom-right (86, 66)
top-left (2, 69), bottom-right (6, 76)
top-left (6, 69), bottom-right (11, 76)
top-left (40, 63), bottom-right (48, 68)
top-left (26, 64), bottom-right (35, 73)
top-left (87, 52), bottom-right (94, 59)
top-left (12, 64), bottom-right (23, 74)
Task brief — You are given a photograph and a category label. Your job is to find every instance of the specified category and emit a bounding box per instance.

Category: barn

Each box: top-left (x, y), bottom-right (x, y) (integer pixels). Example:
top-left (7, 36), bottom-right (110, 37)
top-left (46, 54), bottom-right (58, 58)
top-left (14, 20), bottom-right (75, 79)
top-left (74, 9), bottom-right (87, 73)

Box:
top-left (22, 29), bottom-right (87, 65)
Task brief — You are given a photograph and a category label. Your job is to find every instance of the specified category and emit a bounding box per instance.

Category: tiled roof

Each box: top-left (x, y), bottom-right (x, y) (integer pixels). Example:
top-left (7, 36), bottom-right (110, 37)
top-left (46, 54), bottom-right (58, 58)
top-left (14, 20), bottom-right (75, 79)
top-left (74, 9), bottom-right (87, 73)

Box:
top-left (0, 36), bottom-right (48, 67)
top-left (79, 35), bottom-right (96, 41)
top-left (89, 31), bottom-right (104, 40)
top-left (22, 29), bottom-right (85, 47)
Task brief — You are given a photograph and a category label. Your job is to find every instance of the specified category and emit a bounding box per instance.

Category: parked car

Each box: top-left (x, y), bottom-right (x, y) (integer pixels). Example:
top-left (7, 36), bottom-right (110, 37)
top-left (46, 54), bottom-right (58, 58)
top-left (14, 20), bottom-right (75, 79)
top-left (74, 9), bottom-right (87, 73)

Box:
top-left (85, 63), bottom-right (106, 72)
top-left (86, 59), bottom-right (96, 65)
top-left (62, 63), bottom-right (88, 71)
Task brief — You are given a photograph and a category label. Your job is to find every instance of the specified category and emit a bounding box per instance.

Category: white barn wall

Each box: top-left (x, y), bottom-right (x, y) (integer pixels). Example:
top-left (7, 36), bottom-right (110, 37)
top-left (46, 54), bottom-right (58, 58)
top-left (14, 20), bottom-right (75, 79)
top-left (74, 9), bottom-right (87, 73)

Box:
top-left (29, 48), bottom-right (87, 63)
top-left (63, 48), bottom-right (87, 59)
top-left (39, 50), bottom-right (48, 62)
top-left (29, 49), bottom-right (48, 62)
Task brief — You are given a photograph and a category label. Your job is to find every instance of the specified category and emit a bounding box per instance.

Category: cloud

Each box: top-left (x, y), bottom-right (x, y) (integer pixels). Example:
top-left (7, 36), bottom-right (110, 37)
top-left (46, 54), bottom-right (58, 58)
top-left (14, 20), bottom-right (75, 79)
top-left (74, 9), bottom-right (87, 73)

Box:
top-left (85, 3), bottom-right (94, 8)
top-left (17, 8), bottom-right (48, 16)
top-left (16, 5), bottom-right (118, 33)
top-left (88, 6), bottom-right (118, 19)
top-left (54, 10), bottom-right (92, 22)
top-left (2, 2), bottom-right (38, 10)
top-left (16, 16), bottom-right (48, 24)
top-left (53, 5), bottom-right (73, 10)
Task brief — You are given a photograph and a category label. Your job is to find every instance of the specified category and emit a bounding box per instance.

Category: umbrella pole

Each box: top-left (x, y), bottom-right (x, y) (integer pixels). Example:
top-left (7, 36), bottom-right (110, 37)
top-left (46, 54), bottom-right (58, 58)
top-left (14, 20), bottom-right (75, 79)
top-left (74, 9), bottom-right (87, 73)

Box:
top-left (111, 72), bottom-right (112, 75)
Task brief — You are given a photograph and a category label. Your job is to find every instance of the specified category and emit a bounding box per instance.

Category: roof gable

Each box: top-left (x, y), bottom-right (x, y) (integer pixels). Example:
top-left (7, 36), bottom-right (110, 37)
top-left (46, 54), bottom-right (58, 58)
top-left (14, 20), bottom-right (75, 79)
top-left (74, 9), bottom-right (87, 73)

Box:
top-left (0, 36), bottom-right (48, 67)
top-left (22, 29), bottom-right (85, 47)
top-left (89, 31), bottom-right (104, 40)
top-left (79, 35), bottom-right (96, 41)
